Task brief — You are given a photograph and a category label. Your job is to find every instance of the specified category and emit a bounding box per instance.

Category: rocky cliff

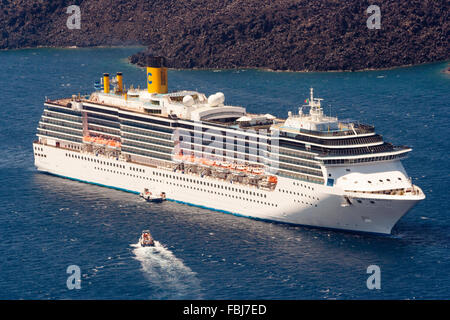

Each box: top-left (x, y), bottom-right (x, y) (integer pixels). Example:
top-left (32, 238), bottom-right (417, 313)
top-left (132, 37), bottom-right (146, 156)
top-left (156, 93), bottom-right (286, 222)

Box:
top-left (0, 0), bottom-right (448, 71)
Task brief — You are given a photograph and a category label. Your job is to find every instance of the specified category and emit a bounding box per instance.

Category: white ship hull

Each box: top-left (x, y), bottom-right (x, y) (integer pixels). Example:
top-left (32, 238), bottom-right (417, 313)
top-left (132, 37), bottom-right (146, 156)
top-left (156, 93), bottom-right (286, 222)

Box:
top-left (34, 143), bottom-right (424, 234)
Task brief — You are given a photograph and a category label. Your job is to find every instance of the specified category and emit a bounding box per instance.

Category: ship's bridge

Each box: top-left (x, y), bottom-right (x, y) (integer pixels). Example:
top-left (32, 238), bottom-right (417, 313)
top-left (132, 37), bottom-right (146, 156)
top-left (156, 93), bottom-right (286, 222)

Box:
top-left (281, 88), bottom-right (340, 132)
top-left (276, 88), bottom-right (374, 137)
top-left (283, 112), bottom-right (340, 132)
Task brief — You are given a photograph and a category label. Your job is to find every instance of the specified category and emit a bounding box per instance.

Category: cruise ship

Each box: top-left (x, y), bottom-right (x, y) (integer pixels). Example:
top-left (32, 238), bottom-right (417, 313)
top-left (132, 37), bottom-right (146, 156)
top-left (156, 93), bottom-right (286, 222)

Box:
top-left (33, 57), bottom-right (425, 234)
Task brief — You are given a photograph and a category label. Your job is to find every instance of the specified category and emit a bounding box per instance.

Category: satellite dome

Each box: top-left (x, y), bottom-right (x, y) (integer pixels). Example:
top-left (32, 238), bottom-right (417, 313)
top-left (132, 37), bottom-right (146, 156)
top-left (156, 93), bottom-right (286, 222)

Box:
top-left (183, 95), bottom-right (194, 107)
top-left (215, 92), bottom-right (225, 104)
top-left (208, 92), bottom-right (225, 106)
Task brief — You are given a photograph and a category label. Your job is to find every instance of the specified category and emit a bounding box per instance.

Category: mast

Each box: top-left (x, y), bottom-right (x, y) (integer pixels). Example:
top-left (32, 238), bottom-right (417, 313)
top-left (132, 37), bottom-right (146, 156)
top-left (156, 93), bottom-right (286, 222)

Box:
top-left (309, 88), bottom-right (324, 120)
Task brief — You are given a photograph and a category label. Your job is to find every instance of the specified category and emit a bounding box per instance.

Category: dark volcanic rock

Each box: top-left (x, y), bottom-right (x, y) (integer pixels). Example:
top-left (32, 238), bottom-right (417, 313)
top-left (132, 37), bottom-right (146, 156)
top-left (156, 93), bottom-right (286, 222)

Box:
top-left (0, 0), bottom-right (448, 71)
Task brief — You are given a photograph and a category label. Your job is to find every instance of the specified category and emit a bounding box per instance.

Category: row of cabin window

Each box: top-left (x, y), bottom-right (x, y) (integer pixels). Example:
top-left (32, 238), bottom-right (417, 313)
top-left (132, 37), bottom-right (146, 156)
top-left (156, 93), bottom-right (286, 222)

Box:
top-left (293, 181), bottom-right (315, 190)
top-left (278, 188), bottom-right (319, 201)
top-left (41, 117), bottom-right (82, 130)
top-left (66, 151), bottom-right (268, 198)
top-left (323, 154), bottom-right (401, 164)
top-left (34, 145), bottom-right (46, 157)
top-left (277, 170), bottom-right (324, 185)
top-left (92, 167), bottom-right (275, 206)
top-left (354, 177), bottom-right (403, 185)
top-left (152, 171), bottom-right (267, 198)
top-left (38, 131), bottom-right (82, 143)
top-left (67, 144), bottom-right (82, 150)
top-left (65, 152), bottom-right (147, 172)
top-left (167, 181), bottom-right (277, 206)
top-left (95, 167), bottom-right (146, 178)
top-left (293, 199), bottom-right (318, 207)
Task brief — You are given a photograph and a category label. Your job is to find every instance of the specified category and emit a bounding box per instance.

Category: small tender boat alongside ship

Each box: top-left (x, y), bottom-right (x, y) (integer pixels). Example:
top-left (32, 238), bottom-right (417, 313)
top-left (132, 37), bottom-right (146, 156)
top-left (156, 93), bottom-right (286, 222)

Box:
top-left (140, 188), bottom-right (166, 203)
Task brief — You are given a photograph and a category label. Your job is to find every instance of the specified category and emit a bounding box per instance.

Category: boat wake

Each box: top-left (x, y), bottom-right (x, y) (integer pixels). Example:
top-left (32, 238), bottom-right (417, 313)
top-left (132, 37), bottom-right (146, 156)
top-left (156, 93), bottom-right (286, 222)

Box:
top-left (131, 241), bottom-right (203, 299)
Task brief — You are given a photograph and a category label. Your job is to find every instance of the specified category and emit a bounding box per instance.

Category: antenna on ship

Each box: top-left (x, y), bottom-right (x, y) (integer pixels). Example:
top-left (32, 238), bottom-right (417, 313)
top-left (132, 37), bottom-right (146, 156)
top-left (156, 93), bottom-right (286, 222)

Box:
top-left (310, 87), bottom-right (323, 109)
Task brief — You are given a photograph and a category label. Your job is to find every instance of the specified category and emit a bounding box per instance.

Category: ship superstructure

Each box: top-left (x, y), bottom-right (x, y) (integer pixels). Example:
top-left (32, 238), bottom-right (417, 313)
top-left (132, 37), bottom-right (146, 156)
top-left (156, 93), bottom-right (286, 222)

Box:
top-left (33, 57), bottom-right (425, 234)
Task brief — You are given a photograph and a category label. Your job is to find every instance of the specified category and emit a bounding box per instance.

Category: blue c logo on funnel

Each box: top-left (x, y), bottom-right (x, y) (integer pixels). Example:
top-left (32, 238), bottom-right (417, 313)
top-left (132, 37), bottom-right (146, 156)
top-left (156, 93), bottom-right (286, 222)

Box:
top-left (147, 72), bottom-right (152, 84)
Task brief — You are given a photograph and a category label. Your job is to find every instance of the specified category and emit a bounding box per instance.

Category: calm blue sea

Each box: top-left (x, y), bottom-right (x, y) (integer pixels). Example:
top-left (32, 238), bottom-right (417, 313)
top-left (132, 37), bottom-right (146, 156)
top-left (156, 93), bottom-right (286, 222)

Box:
top-left (0, 47), bottom-right (449, 300)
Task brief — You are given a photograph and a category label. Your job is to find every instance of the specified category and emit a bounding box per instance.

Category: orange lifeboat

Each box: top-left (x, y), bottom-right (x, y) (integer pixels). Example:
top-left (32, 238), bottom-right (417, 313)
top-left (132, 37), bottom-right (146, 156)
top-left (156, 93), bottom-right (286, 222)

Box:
top-left (203, 159), bottom-right (214, 166)
top-left (268, 176), bottom-right (278, 183)
top-left (83, 136), bottom-right (121, 148)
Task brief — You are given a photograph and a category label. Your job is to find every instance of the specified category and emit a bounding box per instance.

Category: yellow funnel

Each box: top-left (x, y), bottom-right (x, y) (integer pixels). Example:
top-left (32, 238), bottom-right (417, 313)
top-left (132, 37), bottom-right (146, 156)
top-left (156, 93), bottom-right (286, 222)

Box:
top-left (116, 72), bottom-right (123, 93)
top-left (103, 73), bottom-right (110, 93)
top-left (161, 67), bottom-right (168, 93)
top-left (147, 57), bottom-right (168, 94)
